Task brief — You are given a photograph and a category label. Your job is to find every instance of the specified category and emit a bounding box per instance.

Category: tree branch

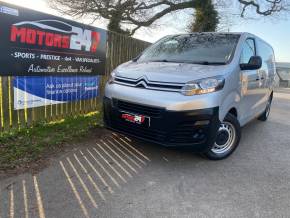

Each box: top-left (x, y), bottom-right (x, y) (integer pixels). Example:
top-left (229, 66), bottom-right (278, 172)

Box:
top-left (238, 0), bottom-right (285, 17)
top-left (126, 1), bottom-right (195, 27)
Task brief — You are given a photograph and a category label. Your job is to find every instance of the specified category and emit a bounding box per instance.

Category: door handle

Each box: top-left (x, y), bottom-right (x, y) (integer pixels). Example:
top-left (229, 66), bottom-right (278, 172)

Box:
top-left (256, 77), bottom-right (265, 81)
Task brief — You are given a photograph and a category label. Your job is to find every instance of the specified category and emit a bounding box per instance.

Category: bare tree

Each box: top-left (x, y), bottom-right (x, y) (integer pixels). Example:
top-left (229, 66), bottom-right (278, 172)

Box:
top-left (188, 0), bottom-right (219, 32)
top-left (49, 0), bottom-right (197, 35)
top-left (188, 0), bottom-right (290, 33)
top-left (237, 0), bottom-right (290, 17)
top-left (49, 0), bottom-right (290, 36)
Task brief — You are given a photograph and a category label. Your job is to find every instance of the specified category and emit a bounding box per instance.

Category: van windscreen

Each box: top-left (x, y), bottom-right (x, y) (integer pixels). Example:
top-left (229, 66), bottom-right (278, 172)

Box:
top-left (138, 33), bottom-right (241, 65)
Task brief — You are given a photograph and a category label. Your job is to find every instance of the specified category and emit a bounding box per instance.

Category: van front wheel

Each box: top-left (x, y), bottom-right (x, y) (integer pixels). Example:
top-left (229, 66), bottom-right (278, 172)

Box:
top-left (204, 114), bottom-right (241, 160)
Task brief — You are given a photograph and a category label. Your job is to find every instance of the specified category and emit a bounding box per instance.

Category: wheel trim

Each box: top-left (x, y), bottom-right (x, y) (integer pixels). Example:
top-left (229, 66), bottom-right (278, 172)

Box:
top-left (211, 122), bottom-right (236, 154)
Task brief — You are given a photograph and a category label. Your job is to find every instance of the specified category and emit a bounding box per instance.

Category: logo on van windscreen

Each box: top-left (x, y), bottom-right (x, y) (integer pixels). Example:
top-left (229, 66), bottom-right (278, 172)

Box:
top-left (10, 20), bottom-right (100, 52)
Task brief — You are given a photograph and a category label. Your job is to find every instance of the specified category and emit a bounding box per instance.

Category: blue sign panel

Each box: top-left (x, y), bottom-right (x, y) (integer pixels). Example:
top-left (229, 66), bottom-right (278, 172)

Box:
top-left (14, 76), bottom-right (99, 109)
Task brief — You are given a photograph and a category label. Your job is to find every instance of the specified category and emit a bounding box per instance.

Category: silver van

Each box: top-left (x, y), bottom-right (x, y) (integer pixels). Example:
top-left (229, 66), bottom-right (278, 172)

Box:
top-left (103, 32), bottom-right (276, 160)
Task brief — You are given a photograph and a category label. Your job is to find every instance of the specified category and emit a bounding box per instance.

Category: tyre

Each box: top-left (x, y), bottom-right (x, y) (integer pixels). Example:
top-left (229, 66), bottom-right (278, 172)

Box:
top-left (204, 113), bottom-right (241, 160)
top-left (258, 94), bottom-right (273, 121)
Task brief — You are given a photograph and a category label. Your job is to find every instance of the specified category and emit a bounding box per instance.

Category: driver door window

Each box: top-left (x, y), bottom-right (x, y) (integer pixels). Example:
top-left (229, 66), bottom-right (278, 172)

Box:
top-left (240, 39), bottom-right (256, 64)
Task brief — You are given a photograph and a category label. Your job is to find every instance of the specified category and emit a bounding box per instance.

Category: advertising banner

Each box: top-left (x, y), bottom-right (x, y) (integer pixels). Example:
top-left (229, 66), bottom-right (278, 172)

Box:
top-left (14, 76), bottom-right (99, 110)
top-left (0, 2), bottom-right (107, 76)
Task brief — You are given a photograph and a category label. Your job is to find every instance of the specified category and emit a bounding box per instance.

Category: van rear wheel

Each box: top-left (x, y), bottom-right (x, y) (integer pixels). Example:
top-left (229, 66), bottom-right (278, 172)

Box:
top-left (204, 113), bottom-right (241, 160)
top-left (258, 95), bottom-right (273, 121)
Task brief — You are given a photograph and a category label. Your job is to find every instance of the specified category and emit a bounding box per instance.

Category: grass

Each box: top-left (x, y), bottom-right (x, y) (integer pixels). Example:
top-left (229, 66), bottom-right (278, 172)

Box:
top-left (0, 111), bottom-right (103, 171)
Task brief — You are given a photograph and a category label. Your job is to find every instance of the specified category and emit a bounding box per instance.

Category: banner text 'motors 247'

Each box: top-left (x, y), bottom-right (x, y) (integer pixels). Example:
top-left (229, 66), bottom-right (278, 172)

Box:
top-left (0, 2), bottom-right (107, 76)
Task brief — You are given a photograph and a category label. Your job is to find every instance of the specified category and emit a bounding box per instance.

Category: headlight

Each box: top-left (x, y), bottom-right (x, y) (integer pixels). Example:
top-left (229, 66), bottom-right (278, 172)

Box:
top-left (108, 71), bottom-right (116, 84)
top-left (181, 76), bottom-right (225, 96)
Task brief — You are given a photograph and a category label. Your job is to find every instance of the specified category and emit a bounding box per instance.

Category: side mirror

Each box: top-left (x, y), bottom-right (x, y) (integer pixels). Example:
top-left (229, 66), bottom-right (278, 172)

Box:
top-left (240, 56), bottom-right (262, 70)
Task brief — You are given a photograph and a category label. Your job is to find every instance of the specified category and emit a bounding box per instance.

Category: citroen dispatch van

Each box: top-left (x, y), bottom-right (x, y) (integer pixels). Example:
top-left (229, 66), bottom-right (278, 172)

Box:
top-left (103, 32), bottom-right (276, 160)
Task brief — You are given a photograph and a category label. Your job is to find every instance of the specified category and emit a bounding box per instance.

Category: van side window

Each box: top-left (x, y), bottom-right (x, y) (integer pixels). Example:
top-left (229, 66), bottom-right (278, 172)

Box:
top-left (240, 39), bottom-right (255, 64)
top-left (256, 40), bottom-right (275, 76)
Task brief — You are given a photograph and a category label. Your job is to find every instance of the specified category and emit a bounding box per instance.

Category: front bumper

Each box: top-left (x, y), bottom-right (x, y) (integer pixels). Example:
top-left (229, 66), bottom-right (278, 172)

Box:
top-left (103, 97), bottom-right (220, 152)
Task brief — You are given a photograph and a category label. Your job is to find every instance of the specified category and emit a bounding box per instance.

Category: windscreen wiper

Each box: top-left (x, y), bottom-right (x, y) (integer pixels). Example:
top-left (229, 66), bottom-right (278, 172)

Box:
top-left (192, 61), bottom-right (226, 65)
top-left (150, 59), bottom-right (170, 63)
top-left (150, 60), bottom-right (226, 65)
top-left (132, 53), bottom-right (142, 62)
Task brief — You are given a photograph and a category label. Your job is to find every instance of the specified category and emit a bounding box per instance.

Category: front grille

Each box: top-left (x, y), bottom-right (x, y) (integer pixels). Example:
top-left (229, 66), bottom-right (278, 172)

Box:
top-left (115, 99), bottom-right (164, 118)
top-left (169, 121), bottom-right (209, 144)
top-left (112, 120), bottom-right (167, 142)
top-left (115, 76), bottom-right (184, 92)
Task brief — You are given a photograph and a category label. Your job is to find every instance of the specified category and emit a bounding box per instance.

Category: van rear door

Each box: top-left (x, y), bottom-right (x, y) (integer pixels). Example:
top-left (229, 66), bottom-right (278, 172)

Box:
top-left (256, 39), bottom-right (275, 112)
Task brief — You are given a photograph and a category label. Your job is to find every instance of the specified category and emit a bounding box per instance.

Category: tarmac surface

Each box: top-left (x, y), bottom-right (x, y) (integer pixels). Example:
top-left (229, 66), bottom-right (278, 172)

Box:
top-left (1, 89), bottom-right (290, 218)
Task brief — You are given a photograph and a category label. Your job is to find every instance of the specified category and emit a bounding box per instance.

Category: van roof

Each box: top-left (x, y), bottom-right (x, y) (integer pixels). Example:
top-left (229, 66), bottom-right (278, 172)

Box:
top-left (171, 32), bottom-right (273, 50)
top-left (173, 32), bottom-right (242, 36)
top-left (174, 32), bottom-right (264, 37)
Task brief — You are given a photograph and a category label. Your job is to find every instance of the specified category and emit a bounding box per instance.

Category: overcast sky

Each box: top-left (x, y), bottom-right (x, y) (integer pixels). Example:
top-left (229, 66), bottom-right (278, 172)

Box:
top-left (2, 0), bottom-right (290, 62)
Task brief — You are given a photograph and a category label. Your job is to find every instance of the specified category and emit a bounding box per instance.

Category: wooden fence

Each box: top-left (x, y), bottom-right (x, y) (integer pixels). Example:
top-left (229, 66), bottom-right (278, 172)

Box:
top-left (0, 31), bottom-right (150, 132)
